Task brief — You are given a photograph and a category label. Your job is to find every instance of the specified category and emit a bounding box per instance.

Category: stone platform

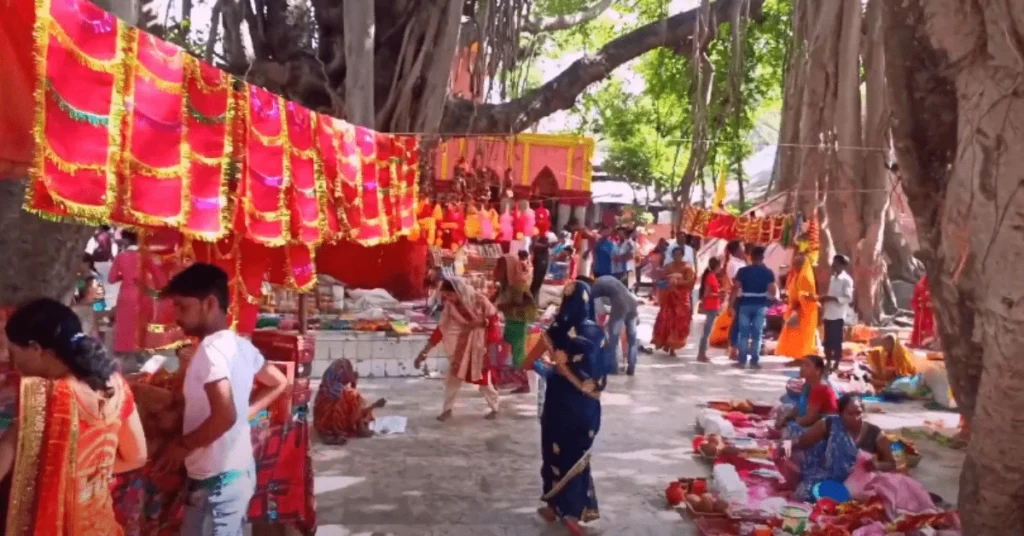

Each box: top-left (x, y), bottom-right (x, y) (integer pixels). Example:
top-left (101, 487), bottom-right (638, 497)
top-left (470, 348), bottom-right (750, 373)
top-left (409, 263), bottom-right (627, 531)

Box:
top-left (312, 331), bottom-right (450, 379)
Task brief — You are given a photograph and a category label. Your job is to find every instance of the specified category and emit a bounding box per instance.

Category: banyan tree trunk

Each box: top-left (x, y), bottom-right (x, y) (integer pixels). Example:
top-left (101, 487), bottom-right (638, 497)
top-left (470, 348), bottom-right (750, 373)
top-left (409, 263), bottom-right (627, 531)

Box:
top-left (0, 180), bottom-right (91, 304)
top-left (883, 0), bottom-right (1024, 533)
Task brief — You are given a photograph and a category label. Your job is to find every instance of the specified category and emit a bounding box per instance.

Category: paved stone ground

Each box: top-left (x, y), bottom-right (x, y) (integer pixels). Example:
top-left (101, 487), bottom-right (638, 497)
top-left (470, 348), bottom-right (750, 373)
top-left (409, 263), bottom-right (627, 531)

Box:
top-left (308, 305), bottom-right (965, 536)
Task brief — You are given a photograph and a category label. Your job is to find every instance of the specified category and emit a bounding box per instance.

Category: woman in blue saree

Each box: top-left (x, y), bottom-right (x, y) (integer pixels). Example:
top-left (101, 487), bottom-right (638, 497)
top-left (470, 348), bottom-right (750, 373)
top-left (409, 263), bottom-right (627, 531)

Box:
top-left (789, 395), bottom-right (895, 501)
top-left (529, 281), bottom-right (606, 535)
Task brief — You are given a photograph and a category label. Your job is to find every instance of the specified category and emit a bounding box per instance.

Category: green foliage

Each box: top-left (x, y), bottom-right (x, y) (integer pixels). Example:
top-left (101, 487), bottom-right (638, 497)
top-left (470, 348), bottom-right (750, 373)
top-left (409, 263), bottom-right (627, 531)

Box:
top-left (535, 0), bottom-right (792, 207)
top-left (704, 0), bottom-right (791, 202)
top-left (163, 18), bottom-right (206, 58)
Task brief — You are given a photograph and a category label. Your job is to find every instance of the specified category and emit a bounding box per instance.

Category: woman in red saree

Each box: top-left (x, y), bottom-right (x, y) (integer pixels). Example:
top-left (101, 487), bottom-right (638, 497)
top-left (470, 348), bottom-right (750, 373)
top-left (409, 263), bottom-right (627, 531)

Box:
top-left (415, 279), bottom-right (501, 421)
top-left (651, 247), bottom-right (696, 356)
top-left (910, 275), bottom-right (935, 348)
top-left (314, 358), bottom-right (386, 444)
top-left (1, 298), bottom-right (147, 535)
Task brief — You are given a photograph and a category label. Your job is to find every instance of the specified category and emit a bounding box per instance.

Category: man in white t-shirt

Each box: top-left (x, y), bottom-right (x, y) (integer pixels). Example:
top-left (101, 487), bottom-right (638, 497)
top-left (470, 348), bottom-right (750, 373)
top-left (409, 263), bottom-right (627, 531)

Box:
top-left (159, 263), bottom-right (288, 536)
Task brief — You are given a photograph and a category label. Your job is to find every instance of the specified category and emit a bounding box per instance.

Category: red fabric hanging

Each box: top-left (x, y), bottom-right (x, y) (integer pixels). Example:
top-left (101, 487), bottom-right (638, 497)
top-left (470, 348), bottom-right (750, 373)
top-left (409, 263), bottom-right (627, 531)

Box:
top-left (317, 239), bottom-right (428, 300)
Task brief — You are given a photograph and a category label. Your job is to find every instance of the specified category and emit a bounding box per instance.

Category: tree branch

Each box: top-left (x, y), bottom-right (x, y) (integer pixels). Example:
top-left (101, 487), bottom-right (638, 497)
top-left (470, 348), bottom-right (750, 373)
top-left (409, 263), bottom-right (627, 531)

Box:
top-left (204, 0), bottom-right (224, 63)
top-left (440, 0), bottom-right (765, 134)
top-left (522, 0), bottom-right (615, 34)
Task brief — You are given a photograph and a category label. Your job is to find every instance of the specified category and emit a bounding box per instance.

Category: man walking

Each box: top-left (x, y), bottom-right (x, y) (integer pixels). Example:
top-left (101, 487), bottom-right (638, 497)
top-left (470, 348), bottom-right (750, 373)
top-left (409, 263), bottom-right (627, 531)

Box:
top-left (821, 254), bottom-right (854, 371)
top-left (589, 275), bottom-right (640, 376)
top-left (588, 224), bottom-right (616, 279)
top-left (160, 263), bottom-right (289, 536)
top-left (732, 246), bottom-right (777, 370)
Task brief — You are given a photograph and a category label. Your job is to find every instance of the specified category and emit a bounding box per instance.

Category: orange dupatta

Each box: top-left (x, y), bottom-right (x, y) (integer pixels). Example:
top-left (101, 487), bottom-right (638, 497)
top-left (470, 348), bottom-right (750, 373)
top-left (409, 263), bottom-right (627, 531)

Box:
top-left (6, 377), bottom-right (78, 536)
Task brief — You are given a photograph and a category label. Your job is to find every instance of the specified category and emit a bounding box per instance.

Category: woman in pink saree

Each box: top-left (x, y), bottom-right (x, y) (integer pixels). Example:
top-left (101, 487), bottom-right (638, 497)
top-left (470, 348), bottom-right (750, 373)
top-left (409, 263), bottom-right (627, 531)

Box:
top-left (109, 232), bottom-right (185, 355)
top-left (108, 231), bottom-right (152, 355)
top-left (415, 279), bottom-right (501, 421)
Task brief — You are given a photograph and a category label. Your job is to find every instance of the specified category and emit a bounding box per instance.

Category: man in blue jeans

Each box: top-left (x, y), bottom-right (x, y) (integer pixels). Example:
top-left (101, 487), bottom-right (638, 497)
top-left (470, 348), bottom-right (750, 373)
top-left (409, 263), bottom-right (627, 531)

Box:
top-left (588, 275), bottom-right (640, 375)
top-left (160, 264), bottom-right (290, 535)
top-left (731, 246), bottom-right (777, 370)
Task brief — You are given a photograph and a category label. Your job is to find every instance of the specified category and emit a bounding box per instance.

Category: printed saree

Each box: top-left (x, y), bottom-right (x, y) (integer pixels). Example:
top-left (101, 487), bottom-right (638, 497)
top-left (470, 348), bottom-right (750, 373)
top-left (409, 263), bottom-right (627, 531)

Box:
top-left (651, 261), bottom-right (696, 352)
top-left (7, 376), bottom-right (131, 535)
top-left (539, 281), bottom-right (605, 523)
top-left (314, 358), bottom-right (375, 444)
top-left (797, 416), bottom-right (859, 501)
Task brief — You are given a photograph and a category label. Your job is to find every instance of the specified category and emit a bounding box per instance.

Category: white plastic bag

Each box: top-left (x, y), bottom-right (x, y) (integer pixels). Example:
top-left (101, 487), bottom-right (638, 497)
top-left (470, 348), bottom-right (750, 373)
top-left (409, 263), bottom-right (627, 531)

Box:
top-left (697, 409), bottom-right (736, 438)
top-left (711, 464), bottom-right (748, 503)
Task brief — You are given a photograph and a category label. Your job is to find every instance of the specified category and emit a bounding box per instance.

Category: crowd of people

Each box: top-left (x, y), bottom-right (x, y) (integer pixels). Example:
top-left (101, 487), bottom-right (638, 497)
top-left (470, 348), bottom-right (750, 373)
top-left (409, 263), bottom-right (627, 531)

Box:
top-left (0, 217), bottom-right (940, 536)
top-left (399, 213), bottom-right (935, 533)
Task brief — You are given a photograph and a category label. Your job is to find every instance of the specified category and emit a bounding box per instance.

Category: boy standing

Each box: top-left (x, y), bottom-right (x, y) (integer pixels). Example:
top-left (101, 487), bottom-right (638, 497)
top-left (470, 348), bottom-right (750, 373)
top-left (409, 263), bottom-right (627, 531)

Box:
top-left (159, 263), bottom-right (289, 536)
top-left (821, 254), bottom-right (854, 371)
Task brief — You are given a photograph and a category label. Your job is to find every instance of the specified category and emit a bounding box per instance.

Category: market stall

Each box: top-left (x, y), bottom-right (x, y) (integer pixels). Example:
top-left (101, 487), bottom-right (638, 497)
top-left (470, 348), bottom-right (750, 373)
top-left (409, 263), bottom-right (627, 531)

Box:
top-left (0, 1), bottom-right (428, 533)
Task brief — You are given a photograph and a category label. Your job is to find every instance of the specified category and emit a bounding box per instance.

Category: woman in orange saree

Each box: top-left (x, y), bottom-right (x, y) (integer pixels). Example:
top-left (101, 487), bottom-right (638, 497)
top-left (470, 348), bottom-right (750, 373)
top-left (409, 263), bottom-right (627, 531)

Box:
top-left (776, 255), bottom-right (820, 360)
top-left (314, 358), bottom-right (386, 444)
top-left (1, 298), bottom-right (147, 535)
top-left (651, 248), bottom-right (696, 356)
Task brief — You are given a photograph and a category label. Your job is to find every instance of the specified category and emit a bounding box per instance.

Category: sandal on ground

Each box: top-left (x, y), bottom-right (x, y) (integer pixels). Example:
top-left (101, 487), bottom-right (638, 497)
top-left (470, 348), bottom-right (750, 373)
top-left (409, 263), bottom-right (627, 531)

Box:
top-left (436, 410), bottom-right (453, 422)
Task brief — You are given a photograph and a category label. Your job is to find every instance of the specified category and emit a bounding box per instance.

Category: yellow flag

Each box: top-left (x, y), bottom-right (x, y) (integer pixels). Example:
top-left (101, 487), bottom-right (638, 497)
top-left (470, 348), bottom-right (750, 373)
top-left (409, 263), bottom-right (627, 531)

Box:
top-left (712, 169), bottom-right (727, 209)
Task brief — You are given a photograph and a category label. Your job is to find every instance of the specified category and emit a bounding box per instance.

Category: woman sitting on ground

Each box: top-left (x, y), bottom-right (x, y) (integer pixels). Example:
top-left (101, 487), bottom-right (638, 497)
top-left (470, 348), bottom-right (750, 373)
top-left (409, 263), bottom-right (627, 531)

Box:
top-left (789, 395), bottom-right (896, 501)
top-left (776, 356), bottom-right (838, 439)
top-left (865, 334), bottom-right (917, 391)
top-left (314, 357), bottom-right (386, 444)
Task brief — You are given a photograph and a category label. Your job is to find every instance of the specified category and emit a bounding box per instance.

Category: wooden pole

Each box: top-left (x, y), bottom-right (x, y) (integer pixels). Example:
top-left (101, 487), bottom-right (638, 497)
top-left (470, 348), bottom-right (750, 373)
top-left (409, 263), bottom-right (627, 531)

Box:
top-left (297, 293), bottom-right (308, 335)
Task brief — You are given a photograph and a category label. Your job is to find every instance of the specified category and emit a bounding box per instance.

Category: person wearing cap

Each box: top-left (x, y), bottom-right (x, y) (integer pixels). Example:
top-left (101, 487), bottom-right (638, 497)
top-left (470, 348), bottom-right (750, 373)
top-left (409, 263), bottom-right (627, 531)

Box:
top-left (820, 254), bottom-right (854, 371)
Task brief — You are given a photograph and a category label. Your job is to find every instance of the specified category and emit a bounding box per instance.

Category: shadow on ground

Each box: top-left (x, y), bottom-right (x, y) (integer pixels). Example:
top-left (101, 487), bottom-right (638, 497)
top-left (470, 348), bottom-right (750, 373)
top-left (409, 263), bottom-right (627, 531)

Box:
top-left (308, 309), bottom-right (964, 536)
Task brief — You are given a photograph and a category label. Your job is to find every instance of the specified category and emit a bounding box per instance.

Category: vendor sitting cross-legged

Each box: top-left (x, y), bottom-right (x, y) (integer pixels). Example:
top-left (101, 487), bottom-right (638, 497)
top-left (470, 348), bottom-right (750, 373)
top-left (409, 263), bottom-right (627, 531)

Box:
top-left (864, 334), bottom-right (917, 391)
top-left (787, 395), bottom-right (896, 501)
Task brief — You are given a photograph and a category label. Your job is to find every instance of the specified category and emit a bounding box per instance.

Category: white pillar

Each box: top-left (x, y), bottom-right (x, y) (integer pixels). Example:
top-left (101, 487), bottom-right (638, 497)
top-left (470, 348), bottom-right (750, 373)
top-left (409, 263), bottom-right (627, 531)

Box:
top-left (556, 203), bottom-right (572, 232)
top-left (572, 205), bottom-right (587, 226)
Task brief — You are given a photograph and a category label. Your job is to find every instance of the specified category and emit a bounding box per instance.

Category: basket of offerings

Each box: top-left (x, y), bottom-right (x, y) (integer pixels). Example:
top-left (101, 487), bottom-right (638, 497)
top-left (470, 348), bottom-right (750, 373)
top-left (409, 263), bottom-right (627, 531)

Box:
top-left (885, 434), bottom-right (922, 468)
top-left (683, 492), bottom-right (730, 519)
